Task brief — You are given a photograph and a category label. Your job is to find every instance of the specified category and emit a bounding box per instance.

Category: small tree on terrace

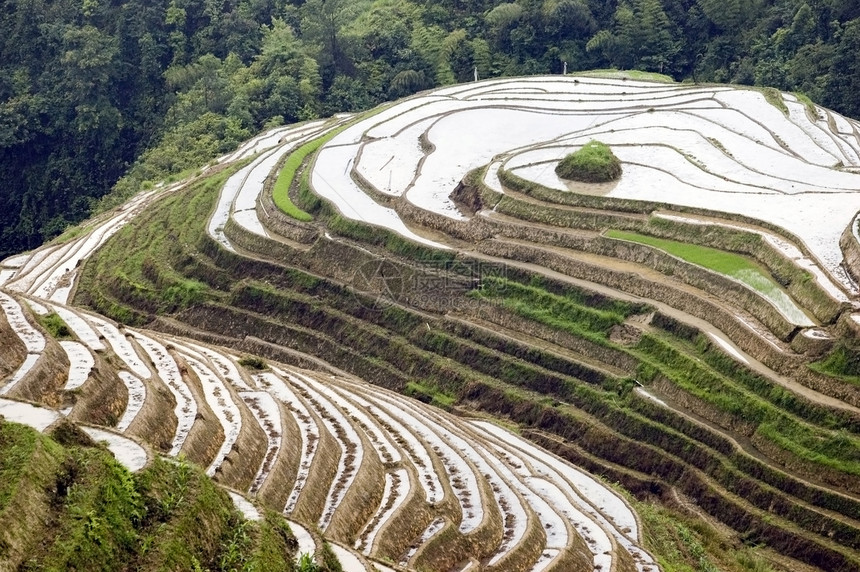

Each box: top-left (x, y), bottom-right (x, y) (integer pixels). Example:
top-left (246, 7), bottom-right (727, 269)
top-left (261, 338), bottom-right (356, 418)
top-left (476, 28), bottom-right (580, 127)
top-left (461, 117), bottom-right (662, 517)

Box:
top-left (555, 140), bottom-right (622, 183)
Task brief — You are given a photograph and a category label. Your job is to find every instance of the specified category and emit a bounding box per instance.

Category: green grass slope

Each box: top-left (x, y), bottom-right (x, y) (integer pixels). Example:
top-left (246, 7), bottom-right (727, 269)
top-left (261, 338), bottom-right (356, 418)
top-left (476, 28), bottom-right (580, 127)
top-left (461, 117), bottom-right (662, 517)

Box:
top-left (0, 419), bottom-right (302, 572)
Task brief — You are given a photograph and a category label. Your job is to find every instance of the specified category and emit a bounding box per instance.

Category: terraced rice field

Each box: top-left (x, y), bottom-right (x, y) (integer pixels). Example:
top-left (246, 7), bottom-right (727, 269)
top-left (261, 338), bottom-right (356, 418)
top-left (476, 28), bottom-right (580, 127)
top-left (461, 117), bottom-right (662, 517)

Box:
top-left (5, 74), bottom-right (860, 571)
top-left (0, 290), bottom-right (654, 570)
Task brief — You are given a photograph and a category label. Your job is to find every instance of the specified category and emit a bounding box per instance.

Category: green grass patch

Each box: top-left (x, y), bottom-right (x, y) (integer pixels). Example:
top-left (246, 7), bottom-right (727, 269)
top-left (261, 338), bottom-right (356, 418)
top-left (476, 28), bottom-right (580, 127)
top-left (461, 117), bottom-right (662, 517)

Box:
top-left (606, 230), bottom-right (811, 324)
top-left (273, 108), bottom-right (392, 221)
top-left (574, 69), bottom-right (676, 83)
top-left (792, 92), bottom-right (817, 116)
top-left (811, 342), bottom-right (860, 386)
top-left (555, 140), bottom-right (622, 183)
top-left (608, 230), bottom-right (761, 276)
top-left (472, 276), bottom-right (633, 340)
top-left (630, 496), bottom-right (776, 572)
top-left (2, 420), bottom-right (300, 571)
top-left (3, 421), bottom-right (300, 570)
top-left (0, 421), bottom-right (66, 513)
top-left (272, 144), bottom-right (315, 221)
top-left (238, 355), bottom-right (267, 370)
top-left (761, 87), bottom-right (788, 114)
top-left (633, 332), bottom-right (860, 476)
top-left (36, 312), bottom-right (73, 339)
top-left (161, 278), bottom-right (209, 310)
top-left (404, 381), bottom-right (456, 409)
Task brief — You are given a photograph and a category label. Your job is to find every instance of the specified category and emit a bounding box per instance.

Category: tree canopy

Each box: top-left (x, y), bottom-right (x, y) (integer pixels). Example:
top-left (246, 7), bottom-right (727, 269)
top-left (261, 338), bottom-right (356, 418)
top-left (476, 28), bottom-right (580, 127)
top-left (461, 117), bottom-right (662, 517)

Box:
top-left (2, 0), bottom-right (859, 257)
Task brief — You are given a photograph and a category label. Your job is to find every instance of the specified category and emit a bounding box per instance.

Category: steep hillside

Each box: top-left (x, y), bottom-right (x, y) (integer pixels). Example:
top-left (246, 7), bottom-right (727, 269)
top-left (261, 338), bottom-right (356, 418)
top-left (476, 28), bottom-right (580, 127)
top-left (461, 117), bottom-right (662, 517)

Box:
top-left (4, 74), bottom-right (860, 572)
top-left (0, 418), bottom-right (301, 572)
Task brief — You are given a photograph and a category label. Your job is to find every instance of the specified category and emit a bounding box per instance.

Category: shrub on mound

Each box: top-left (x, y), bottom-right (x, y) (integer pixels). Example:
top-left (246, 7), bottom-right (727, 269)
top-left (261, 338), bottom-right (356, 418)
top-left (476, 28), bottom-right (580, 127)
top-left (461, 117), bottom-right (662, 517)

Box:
top-left (555, 140), bottom-right (622, 183)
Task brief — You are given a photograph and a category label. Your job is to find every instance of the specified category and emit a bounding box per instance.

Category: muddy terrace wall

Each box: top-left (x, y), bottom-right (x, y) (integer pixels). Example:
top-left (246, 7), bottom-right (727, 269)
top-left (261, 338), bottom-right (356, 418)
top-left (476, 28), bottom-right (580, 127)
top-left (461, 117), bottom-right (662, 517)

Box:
top-left (175, 302), bottom-right (411, 392)
top-left (791, 329), bottom-right (836, 357)
top-left (840, 221), bottom-right (860, 287)
top-left (258, 181), bottom-right (319, 244)
top-left (465, 302), bottom-right (640, 374)
top-left (653, 309), bottom-right (860, 408)
top-left (8, 337), bottom-right (68, 407)
top-left (475, 238), bottom-right (796, 350)
top-left (169, 349), bottom-right (227, 471)
top-left (124, 357), bottom-right (178, 452)
top-left (0, 309), bottom-right (26, 378)
top-left (221, 218), bottom-right (487, 316)
top-left (209, 283), bottom-right (615, 401)
top-left (67, 352), bottom-right (129, 427)
top-left (795, 361), bottom-right (860, 409)
top-left (463, 381), bottom-right (860, 572)
top-left (496, 168), bottom-right (846, 323)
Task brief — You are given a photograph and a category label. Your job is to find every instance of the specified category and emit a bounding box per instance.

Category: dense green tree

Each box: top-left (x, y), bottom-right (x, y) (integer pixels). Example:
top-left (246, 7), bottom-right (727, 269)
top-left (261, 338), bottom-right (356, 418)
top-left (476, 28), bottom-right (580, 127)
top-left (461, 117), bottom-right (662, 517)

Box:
top-left (3, 0), bottom-right (860, 257)
top-left (587, 0), bottom-right (679, 72)
top-left (299, 0), bottom-right (370, 83)
top-left (824, 18), bottom-right (860, 118)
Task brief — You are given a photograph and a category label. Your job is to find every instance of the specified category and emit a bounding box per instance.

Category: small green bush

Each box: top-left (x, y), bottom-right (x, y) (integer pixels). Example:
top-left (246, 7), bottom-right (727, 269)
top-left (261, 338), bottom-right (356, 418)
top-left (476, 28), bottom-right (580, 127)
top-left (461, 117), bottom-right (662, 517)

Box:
top-left (38, 312), bottom-right (72, 338)
top-left (161, 279), bottom-right (208, 310)
top-left (762, 87), bottom-right (788, 114)
top-left (555, 140), bottom-right (622, 183)
top-left (814, 342), bottom-right (860, 379)
top-left (238, 355), bottom-right (267, 370)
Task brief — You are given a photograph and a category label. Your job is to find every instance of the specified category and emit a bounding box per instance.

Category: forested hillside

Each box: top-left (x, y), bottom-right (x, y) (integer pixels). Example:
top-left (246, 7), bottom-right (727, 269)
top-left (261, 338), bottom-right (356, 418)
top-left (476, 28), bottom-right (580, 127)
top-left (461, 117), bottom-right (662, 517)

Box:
top-left (2, 0), bottom-right (859, 258)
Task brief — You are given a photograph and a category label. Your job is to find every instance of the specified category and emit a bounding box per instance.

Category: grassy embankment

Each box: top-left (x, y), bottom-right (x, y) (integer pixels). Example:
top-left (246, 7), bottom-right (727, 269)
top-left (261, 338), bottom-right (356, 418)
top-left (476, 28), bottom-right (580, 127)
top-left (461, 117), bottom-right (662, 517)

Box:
top-left (605, 230), bottom-right (812, 324)
top-left (631, 495), bottom-right (777, 572)
top-left (272, 104), bottom-right (394, 223)
top-left (0, 419), bottom-right (307, 571)
top-left (76, 166), bottom-right (244, 325)
top-left (271, 134), bottom-right (327, 221)
top-left (36, 313), bottom-right (73, 339)
top-left (762, 87), bottom-right (789, 114)
top-left (77, 155), bottom-right (860, 571)
top-left (574, 69), bottom-right (676, 83)
top-left (474, 276), bottom-right (860, 478)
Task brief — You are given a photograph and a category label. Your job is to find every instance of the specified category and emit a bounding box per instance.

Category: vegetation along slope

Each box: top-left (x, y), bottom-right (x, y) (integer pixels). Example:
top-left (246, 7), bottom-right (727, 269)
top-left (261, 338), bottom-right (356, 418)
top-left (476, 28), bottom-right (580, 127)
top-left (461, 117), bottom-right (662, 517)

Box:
top-left (4, 69), bottom-right (860, 571)
top-left (3, 0), bottom-right (860, 257)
